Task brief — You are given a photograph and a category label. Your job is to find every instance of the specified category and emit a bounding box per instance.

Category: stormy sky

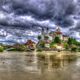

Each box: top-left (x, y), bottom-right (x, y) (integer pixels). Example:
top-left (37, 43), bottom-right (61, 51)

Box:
top-left (0, 0), bottom-right (80, 44)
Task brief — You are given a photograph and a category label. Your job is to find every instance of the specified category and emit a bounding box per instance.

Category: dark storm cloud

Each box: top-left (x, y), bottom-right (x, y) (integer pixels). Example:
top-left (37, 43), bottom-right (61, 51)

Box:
top-left (70, 21), bottom-right (80, 31)
top-left (0, 11), bottom-right (55, 30)
top-left (0, 0), bottom-right (78, 29)
top-left (76, 22), bottom-right (80, 31)
top-left (11, 0), bottom-right (76, 23)
top-left (11, 0), bottom-right (55, 19)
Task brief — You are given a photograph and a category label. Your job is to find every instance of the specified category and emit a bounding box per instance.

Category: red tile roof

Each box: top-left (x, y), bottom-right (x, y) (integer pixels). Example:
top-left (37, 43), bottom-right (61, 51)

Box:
top-left (25, 40), bottom-right (35, 45)
top-left (55, 31), bottom-right (62, 34)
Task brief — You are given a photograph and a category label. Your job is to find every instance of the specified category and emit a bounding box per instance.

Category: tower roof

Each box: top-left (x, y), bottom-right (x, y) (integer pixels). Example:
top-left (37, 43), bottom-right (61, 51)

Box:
top-left (55, 26), bottom-right (62, 34)
top-left (56, 26), bottom-right (61, 31)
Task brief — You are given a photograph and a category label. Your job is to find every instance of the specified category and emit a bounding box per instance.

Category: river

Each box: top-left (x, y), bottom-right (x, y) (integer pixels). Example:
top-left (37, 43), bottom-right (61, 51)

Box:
top-left (0, 51), bottom-right (79, 80)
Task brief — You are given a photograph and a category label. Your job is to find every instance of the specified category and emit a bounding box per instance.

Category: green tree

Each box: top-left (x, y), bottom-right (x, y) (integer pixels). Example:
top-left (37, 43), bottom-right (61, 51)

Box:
top-left (72, 38), bottom-right (78, 45)
top-left (67, 38), bottom-right (72, 45)
top-left (67, 38), bottom-right (78, 45)
top-left (38, 35), bottom-right (42, 40)
top-left (54, 36), bottom-right (61, 44)
top-left (77, 42), bottom-right (80, 46)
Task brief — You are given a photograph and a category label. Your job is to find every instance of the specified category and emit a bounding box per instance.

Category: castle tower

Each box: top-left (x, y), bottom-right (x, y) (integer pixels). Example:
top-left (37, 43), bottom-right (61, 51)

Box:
top-left (42, 28), bottom-right (44, 35)
top-left (46, 27), bottom-right (49, 35)
top-left (55, 26), bottom-right (63, 40)
top-left (56, 26), bottom-right (61, 32)
top-left (41, 28), bottom-right (45, 40)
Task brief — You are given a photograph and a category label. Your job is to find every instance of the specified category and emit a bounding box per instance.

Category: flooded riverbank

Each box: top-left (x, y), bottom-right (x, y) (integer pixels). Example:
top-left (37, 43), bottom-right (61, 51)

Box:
top-left (0, 51), bottom-right (79, 80)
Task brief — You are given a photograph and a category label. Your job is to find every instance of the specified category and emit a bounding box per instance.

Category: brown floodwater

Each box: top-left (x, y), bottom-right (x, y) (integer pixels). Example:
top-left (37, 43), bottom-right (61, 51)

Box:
top-left (0, 51), bottom-right (79, 80)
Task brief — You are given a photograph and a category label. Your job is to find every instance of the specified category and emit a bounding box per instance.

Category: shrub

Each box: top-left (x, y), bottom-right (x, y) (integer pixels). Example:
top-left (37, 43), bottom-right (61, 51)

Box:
top-left (19, 45), bottom-right (27, 51)
top-left (64, 43), bottom-right (69, 50)
top-left (37, 48), bottom-right (43, 52)
top-left (0, 46), bottom-right (4, 52)
top-left (9, 44), bottom-right (27, 51)
top-left (71, 47), bottom-right (77, 52)
top-left (39, 41), bottom-right (45, 48)
top-left (78, 48), bottom-right (80, 52)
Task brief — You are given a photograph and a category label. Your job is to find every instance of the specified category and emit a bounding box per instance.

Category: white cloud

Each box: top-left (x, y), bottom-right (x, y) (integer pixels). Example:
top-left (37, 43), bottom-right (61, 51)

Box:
top-left (0, 11), bottom-right (7, 20)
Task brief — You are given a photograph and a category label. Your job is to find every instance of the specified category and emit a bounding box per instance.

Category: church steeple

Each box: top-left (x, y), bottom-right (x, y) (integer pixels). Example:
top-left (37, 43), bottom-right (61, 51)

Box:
top-left (41, 28), bottom-right (44, 35)
top-left (56, 26), bottom-right (61, 32)
top-left (55, 26), bottom-right (62, 35)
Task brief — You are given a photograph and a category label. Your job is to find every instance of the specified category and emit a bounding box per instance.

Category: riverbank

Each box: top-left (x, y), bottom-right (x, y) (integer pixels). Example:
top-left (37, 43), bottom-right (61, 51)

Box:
top-left (0, 51), bottom-right (79, 61)
top-left (0, 51), bottom-right (79, 56)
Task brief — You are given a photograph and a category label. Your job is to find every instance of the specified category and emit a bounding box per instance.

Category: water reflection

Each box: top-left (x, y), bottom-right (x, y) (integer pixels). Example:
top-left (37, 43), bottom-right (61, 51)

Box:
top-left (0, 51), bottom-right (79, 80)
top-left (37, 55), bottom-right (77, 72)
